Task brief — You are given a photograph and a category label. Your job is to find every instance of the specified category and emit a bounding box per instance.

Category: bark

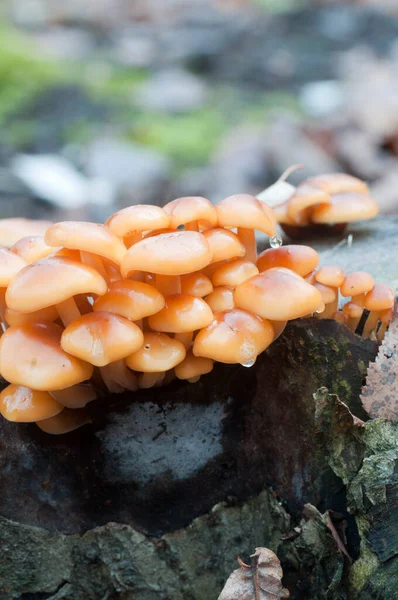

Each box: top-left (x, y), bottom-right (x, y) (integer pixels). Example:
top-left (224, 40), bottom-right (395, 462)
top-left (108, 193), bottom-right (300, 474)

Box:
top-left (1, 216), bottom-right (398, 599)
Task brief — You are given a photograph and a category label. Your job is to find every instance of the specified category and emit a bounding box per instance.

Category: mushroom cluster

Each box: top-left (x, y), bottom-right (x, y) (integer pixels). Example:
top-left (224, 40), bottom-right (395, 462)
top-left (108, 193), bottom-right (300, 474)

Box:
top-left (0, 180), bottom-right (393, 435)
top-left (272, 173), bottom-right (379, 238)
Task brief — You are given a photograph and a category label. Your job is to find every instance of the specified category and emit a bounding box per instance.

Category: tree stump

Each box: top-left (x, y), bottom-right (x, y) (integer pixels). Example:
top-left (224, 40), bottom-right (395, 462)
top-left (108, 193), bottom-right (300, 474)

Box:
top-left (1, 216), bottom-right (398, 600)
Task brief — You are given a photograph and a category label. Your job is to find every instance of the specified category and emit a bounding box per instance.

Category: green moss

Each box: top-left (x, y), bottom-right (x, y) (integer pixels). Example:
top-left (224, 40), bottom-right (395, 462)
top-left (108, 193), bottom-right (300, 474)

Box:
top-left (349, 517), bottom-right (379, 594)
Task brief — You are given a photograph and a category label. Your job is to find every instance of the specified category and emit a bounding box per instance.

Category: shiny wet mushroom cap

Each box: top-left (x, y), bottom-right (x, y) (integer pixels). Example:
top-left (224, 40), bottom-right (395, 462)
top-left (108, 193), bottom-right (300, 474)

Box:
top-left (105, 205), bottom-right (170, 243)
top-left (212, 259), bottom-right (259, 288)
top-left (234, 267), bottom-right (323, 320)
top-left (257, 245), bottom-right (319, 277)
top-left (148, 294), bottom-right (214, 333)
top-left (193, 309), bottom-right (274, 365)
top-left (0, 322), bottom-right (93, 391)
top-left (202, 228), bottom-right (245, 263)
top-left (180, 272), bottom-right (213, 297)
top-left (94, 280), bottom-right (165, 321)
top-left (6, 257), bottom-right (107, 314)
top-left (126, 332), bottom-right (186, 372)
top-left (45, 221), bottom-right (126, 266)
top-left (61, 311), bottom-right (144, 367)
top-left (163, 196), bottom-right (217, 231)
top-left (175, 351), bottom-right (214, 383)
top-left (0, 384), bottom-right (63, 422)
top-left (121, 231), bottom-right (213, 277)
top-left (11, 236), bottom-right (53, 264)
top-left (311, 192), bottom-right (379, 224)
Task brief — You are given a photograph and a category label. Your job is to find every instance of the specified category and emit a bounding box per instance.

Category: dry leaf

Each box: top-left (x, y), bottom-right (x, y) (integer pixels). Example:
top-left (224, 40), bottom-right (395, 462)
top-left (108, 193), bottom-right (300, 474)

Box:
top-left (361, 311), bottom-right (398, 420)
top-left (218, 547), bottom-right (290, 600)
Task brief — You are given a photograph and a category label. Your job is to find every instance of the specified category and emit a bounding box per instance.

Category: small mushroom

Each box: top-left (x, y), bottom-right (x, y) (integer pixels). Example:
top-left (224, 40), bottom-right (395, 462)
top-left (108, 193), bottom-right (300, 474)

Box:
top-left (11, 236), bottom-right (54, 263)
top-left (202, 228), bottom-right (245, 263)
top-left (36, 408), bottom-right (91, 435)
top-left (312, 282), bottom-right (337, 319)
top-left (6, 257), bottom-right (107, 326)
top-left (363, 283), bottom-right (395, 339)
top-left (205, 286), bottom-right (235, 312)
top-left (105, 204), bottom-right (170, 247)
top-left (216, 194), bottom-right (277, 263)
top-left (45, 221), bottom-right (126, 281)
top-left (212, 259), bottom-right (259, 288)
top-left (193, 309), bottom-right (274, 366)
top-left (163, 196), bottom-right (217, 232)
top-left (0, 384), bottom-right (63, 422)
top-left (0, 322), bottom-right (93, 391)
top-left (314, 265), bottom-right (345, 317)
top-left (311, 192), bottom-right (379, 226)
top-left (148, 293), bottom-right (214, 349)
top-left (126, 332), bottom-right (186, 388)
top-left (121, 231), bottom-right (213, 297)
top-left (94, 280), bottom-right (165, 321)
top-left (50, 384), bottom-right (97, 409)
top-left (61, 311), bottom-right (143, 392)
top-left (257, 245), bottom-right (319, 277)
top-left (340, 271), bottom-right (374, 332)
top-left (234, 267), bottom-right (323, 321)
top-left (180, 272), bottom-right (213, 297)
top-left (4, 306), bottom-right (59, 327)
top-left (377, 307), bottom-right (394, 343)
top-left (175, 351), bottom-right (214, 383)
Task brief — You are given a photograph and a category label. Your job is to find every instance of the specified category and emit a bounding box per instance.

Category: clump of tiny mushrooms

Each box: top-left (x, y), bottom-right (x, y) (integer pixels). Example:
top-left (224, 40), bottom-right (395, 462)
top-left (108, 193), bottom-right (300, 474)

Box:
top-left (0, 173), bottom-right (393, 435)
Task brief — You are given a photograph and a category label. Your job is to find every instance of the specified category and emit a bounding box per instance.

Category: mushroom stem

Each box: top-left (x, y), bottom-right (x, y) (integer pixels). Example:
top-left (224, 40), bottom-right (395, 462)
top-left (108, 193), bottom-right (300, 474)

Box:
top-left (50, 384), bottom-right (97, 409)
top-left (270, 320), bottom-right (287, 341)
top-left (318, 301), bottom-right (337, 320)
top-left (347, 293), bottom-right (365, 331)
top-left (0, 288), bottom-right (7, 331)
top-left (156, 275), bottom-right (181, 296)
top-left (185, 221), bottom-right (199, 232)
top-left (174, 331), bottom-right (193, 349)
top-left (237, 227), bottom-right (256, 263)
top-left (123, 231), bottom-right (143, 248)
top-left (138, 371), bottom-right (165, 389)
top-left (363, 311), bottom-right (380, 339)
top-left (333, 311), bottom-right (348, 325)
top-left (56, 297), bottom-right (81, 327)
top-left (100, 360), bottom-right (138, 393)
top-left (80, 251), bottom-right (109, 282)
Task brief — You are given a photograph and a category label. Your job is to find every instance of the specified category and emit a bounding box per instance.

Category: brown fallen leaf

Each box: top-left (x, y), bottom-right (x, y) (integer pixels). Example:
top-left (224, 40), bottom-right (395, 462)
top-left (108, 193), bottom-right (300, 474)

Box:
top-left (218, 547), bottom-right (290, 600)
top-left (361, 309), bottom-right (398, 420)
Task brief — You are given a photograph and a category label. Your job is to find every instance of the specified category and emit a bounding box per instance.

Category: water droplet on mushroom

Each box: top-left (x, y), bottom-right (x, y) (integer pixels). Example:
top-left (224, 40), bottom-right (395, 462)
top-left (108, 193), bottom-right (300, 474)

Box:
top-left (241, 357), bottom-right (256, 368)
top-left (270, 235), bottom-right (282, 248)
top-left (315, 307), bottom-right (324, 314)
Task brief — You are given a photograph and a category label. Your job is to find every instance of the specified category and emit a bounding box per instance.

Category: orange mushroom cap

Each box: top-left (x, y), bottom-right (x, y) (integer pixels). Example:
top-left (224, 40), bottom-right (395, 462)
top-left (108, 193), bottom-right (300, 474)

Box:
top-left (212, 259), bottom-right (259, 288)
top-left (45, 221), bottom-right (126, 265)
top-left (94, 280), bottom-right (165, 320)
top-left (234, 267), bottom-right (323, 320)
top-left (180, 272), bottom-right (213, 297)
top-left (305, 173), bottom-right (369, 195)
top-left (315, 265), bottom-right (345, 287)
top-left (36, 408), bottom-right (91, 434)
top-left (340, 272), bottom-right (374, 297)
top-left (364, 283), bottom-right (395, 311)
top-left (257, 245), bottom-right (319, 277)
top-left (311, 192), bottom-right (378, 224)
top-left (205, 286), bottom-right (235, 312)
top-left (286, 184), bottom-right (330, 225)
top-left (121, 231), bottom-right (213, 277)
top-left (0, 247), bottom-right (27, 286)
top-left (216, 194), bottom-right (277, 237)
top-left (0, 384), bottom-right (63, 422)
top-left (313, 282), bottom-right (336, 304)
top-left (11, 236), bottom-right (53, 264)
top-left (61, 311), bottom-right (144, 367)
top-left (163, 196), bottom-right (217, 229)
top-left (193, 309), bottom-right (274, 365)
top-left (126, 332), bottom-right (186, 372)
top-left (175, 351), bottom-right (214, 381)
top-left (6, 257), bottom-right (107, 313)
top-left (5, 306), bottom-right (58, 327)
top-left (148, 294), bottom-right (214, 333)
top-left (0, 322), bottom-right (93, 390)
top-left (203, 228), bottom-right (246, 263)
top-left (105, 204), bottom-right (170, 239)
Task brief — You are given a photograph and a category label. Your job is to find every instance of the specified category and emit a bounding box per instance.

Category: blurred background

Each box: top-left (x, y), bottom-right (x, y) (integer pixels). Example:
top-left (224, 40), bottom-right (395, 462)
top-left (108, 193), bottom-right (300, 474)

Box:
top-left (0, 0), bottom-right (398, 223)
